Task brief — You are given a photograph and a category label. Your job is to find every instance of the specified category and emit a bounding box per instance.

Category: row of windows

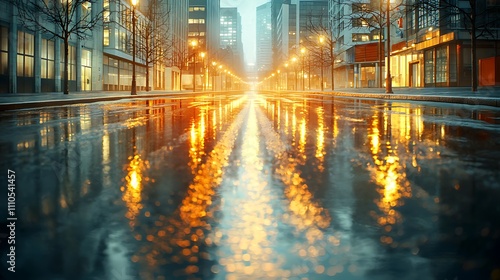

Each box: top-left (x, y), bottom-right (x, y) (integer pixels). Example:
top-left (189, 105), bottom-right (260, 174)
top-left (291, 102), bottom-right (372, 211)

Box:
top-left (189, 6), bottom-right (205, 12)
top-left (1, 29), bottom-right (86, 81)
top-left (189, 18), bottom-right (205, 24)
top-left (188, 31), bottom-right (206, 37)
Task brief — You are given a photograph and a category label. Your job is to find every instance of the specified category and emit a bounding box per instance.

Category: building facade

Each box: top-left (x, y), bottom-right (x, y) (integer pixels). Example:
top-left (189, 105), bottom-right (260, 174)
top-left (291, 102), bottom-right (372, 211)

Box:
top-left (220, 7), bottom-right (244, 76)
top-left (0, 0), bottom-right (189, 94)
top-left (0, 0), bottom-right (106, 93)
top-left (256, 2), bottom-right (273, 76)
top-left (390, 0), bottom-right (500, 88)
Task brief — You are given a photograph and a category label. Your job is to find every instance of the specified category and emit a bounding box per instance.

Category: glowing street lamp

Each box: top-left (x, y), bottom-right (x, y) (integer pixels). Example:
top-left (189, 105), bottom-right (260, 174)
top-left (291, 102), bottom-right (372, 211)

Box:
top-left (319, 36), bottom-right (325, 91)
top-left (386, 0), bottom-right (393, 93)
top-left (301, 47), bottom-right (306, 91)
top-left (130, 0), bottom-right (138, 95)
top-left (292, 56), bottom-right (298, 90)
top-left (190, 40), bottom-right (198, 92)
top-left (200, 52), bottom-right (206, 90)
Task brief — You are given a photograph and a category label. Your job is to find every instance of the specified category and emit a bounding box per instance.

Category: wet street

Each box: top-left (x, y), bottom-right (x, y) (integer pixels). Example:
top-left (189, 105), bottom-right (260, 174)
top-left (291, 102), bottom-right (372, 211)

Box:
top-left (1, 91), bottom-right (500, 280)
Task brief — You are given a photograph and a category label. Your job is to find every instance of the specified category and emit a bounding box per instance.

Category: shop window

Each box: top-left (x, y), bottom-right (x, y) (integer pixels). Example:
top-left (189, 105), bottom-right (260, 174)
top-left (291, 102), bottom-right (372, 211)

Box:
top-left (436, 46), bottom-right (447, 83)
top-left (424, 49), bottom-right (434, 84)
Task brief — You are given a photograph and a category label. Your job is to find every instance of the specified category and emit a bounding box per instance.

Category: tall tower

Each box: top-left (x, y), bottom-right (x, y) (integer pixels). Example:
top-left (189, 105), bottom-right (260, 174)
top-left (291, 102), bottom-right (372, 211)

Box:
top-left (188, 0), bottom-right (220, 54)
top-left (256, 2), bottom-right (272, 76)
top-left (220, 7), bottom-right (244, 75)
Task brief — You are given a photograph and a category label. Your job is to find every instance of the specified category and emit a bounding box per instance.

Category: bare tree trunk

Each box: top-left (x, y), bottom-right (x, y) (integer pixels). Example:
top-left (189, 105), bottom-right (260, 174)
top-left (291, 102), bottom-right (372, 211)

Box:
top-left (146, 67), bottom-right (150, 92)
top-left (64, 37), bottom-right (69, 95)
top-left (330, 44), bottom-right (334, 90)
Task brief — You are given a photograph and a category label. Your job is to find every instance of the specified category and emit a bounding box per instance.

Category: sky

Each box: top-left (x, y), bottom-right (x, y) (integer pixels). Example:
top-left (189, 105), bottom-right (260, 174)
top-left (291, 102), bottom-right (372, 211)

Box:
top-left (221, 0), bottom-right (270, 67)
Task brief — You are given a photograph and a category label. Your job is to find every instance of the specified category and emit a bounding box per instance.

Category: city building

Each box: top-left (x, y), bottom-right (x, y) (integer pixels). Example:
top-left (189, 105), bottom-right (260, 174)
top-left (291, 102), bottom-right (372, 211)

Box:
top-left (164, 0), bottom-right (189, 91)
top-left (0, 0), bottom-right (190, 94)
top-left (391, 0), bottom-right (500, 88)
top-left (220, 7), bottom-right (244, 76)
top-left (0, 0), bottom-right (106, 93)
top-left (329, 0), bottom-right (398, 88)
top-left (187, 0), bottom-right (220, 89)
top-left (256, 2), bottom-right (273, 76)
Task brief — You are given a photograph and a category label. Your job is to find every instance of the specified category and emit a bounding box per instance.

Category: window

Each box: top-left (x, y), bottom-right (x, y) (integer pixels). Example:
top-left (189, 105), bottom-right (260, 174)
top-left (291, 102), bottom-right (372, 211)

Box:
top-left (103, 28), bottom-right (110, 46)
top-left (81, 1), bottom-right (91, 24)
top-left (60, 44), bottom-right (76, 81)
top-left (436, 46), bottom-right (447, 83)
top-left (352, 18), bottom-right (368, 27)
top-left (352, 33), bottom-right (370, 42)
top-left (0, 26), bottom-right (8, 76)
top-left (41, 39), bottom-right (55, 79)
top-left (17, 31), bottom-right (34, 77)
top-left (424, 49), bottom-right (434, 84)
top-left (103, 0), bottom-right (110, 22)
top-left (189, 18), bottom-right (205, 24)
top-left (352, 3), bottom-right (368, 13)
top-left (189, 6), bottom-right (205, 12)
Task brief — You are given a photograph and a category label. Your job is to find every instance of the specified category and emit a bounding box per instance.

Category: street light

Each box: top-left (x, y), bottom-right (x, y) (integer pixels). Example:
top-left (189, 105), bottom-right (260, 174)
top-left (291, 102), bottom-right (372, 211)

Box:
top-left (190, 40), bottom-right (197, 92)
top-left (385, 0), bottom-right (393, 93)
top-left (211, 61), bottom-right (217, 91)
top-left (130, 0), bottom-right (138, 95)
top-left (301, 47), bottom-right (306, 91)
top-left (200, 52), bottom-right (206, 91)
top-left (319, 36), bottom-right (325, 91)
top-left (291, 56), bottom-right (298, 90)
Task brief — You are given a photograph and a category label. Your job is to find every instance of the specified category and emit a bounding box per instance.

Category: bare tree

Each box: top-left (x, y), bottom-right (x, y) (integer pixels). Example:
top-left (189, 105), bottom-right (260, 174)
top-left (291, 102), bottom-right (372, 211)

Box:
top-left (304, 13), bottom-right (338, 90)
top-left (136, 0), bottom-right (171, 91)
top-left (13, 0), bottom-right (103, 94)
top-left (169, 37), bottom-right (189, 90)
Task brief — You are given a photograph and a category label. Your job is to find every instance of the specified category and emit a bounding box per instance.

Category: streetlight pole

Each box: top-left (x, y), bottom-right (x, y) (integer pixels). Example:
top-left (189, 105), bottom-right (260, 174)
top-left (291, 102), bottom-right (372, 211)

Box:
top-left (292, 56), bottom-right (298, 90)
top-left (131, 0), bottom-right (138, 95)
top-left (319, 36), bottom-right (325, 91)
top-left (190, 40), bottom-right (197, 92)
top-left (386, 0), bottom-right (393, 93)
top-left (200, 52), bottom-right (206, 91)
top-left (301, 47), bottom-right (305, 91)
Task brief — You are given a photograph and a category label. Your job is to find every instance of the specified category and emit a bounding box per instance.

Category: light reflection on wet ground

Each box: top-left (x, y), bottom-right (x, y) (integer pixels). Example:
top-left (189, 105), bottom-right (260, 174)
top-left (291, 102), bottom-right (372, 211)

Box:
top-left (1, 92), bottom-right (500, 280)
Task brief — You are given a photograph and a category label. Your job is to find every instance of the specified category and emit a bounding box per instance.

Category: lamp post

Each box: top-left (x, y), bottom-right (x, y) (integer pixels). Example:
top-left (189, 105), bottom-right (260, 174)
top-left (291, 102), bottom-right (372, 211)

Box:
top-left (386, 0), bottom-right (393, 93)
top-left (301, 47), bottom-right (306, 91)
top-left (190, 40), bottom-right (197, 92)
top-left (291, 56), bottom-right (298, 90)
top-left (130, 0), bottom-right (138, 95)
top-left (200, 52), bottom-right (206, 91)
top-left (211, 61), bottom-right (217, 90)
top-left (319, 36), bottom-right (325, 91)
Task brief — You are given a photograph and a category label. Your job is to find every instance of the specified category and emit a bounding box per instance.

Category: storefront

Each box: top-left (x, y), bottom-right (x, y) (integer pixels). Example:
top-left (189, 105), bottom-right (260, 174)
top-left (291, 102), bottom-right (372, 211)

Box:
top-left (103, 54), bottom-right (146, 91)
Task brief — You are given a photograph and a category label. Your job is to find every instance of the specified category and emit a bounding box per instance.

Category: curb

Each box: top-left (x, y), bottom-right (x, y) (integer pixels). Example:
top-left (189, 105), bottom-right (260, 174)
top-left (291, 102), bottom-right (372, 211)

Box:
top-left (1, 90), bottom-right (499, 111)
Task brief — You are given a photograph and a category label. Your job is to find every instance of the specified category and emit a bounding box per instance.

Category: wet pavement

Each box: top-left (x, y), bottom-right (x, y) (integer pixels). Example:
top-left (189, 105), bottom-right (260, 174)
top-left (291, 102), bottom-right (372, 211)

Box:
top-left (1, 91), bottom-right (500, 280)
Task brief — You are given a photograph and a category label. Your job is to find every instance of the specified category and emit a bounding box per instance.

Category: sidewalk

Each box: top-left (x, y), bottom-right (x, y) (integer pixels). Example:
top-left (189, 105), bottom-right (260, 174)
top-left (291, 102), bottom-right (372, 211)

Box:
top-left (1, 87), bottom-right (500, 111)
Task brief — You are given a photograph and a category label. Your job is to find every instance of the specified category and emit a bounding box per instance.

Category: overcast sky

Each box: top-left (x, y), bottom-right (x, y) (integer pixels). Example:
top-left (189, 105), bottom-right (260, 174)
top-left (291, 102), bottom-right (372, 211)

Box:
top-left (221, 0), bottom-right (270, 66)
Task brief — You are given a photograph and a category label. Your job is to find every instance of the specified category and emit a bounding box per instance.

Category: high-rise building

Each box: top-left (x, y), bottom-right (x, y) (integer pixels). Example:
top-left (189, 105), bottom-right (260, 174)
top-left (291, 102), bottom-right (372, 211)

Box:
top-left (164, 0), bottom-right (189, 90)
top-left (296, 0), bottom-right (328, 48)
top-left (220, 7), bottom-right (244, 74)
top-left (188, 0), bottom-right (220, 55)
top-left (256, 2), bottom-right (273, 75)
